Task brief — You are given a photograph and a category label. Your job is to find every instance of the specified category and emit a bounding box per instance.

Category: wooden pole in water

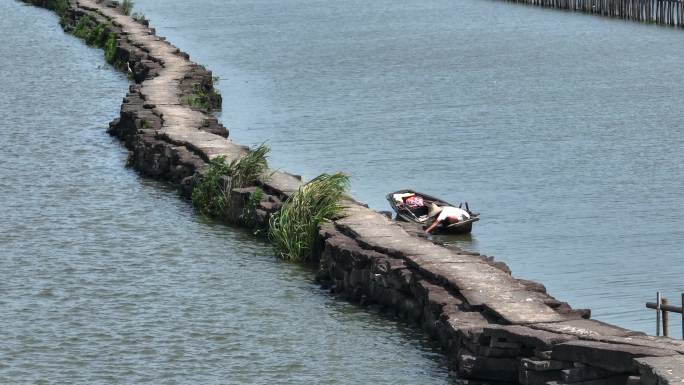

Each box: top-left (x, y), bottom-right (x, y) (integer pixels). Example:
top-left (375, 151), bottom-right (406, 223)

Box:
top-left (662, 297), bottom-right (670, 337)
top-left (681, 293), bottom-right (683, 339)
top-left (656, 292), bottom-right (662, 336)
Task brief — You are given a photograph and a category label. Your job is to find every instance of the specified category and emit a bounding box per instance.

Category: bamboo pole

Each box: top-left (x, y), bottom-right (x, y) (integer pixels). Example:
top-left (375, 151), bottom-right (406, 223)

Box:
top-left (657, 292), bottom-right (662, 336)
top-left (663, 297), bottom-right (670, 337)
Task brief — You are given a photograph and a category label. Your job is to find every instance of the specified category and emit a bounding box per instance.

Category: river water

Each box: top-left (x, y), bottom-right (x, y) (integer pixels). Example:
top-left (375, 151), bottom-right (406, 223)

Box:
top-left (0, 2), bottom-right (451, 383)
top-left (131, 0), bottom-right (684, 334)
top-left (3, 1), bottom-right (684, 382)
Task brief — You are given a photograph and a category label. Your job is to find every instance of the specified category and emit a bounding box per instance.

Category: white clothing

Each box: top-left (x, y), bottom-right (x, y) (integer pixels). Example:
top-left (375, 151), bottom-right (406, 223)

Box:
top-left (437, 207), bottom-right (470, 222)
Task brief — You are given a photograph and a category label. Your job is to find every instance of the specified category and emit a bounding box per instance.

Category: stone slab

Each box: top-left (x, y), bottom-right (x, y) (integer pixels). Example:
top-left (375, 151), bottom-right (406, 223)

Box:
top-left (521, 358), bottom-right (573, 372)
top-left (532, 320), bottom-right (684, 355)
top-left (261, 170), bottom-right (302, 196)
top-left (598, 335), bottom-right (684, 356)
top-left (635, 355), bottom-right (684, 385)
top-left (561, 365), bottom-right (616, 382)
top-left (552, 340), bottom-right (677, 373)
top-left (485, 325), bottom-right (577, 350)
top-left (458, 354), bottom-right (519, 382)
top-left (444, 310), bottom-right (490, 330)
top-left (545, 376), bottom-right (630, 385)
top-left (519, 369), bottom-right (562, 385)
top-left (530, 319), bottom-right (642, 340)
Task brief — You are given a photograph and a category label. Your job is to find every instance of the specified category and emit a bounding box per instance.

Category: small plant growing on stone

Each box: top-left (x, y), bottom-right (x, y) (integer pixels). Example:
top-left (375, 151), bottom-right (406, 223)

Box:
top-left (86, 23), bottom-right (109, 47)
top-left (181, 84), bottom-right (222, 111)
top-left (191, 144), bottom-right (270, 218)
top-left (242, 187), bottom-right (265, 233)
top-left (140, 120), bottom-right (152, 130)
top-left (131, 12), bottom-right (147, 24)
top-left (72, 15), bottom-right (92, 40)
top-left (121, 0), bottom-right (134, 16)
top-left (45, 0), bottom-right (68, 16)
top-left (228, 144), bottom-right (270, 192)
top-left (104, 34), bottom-right (116, 59)
top-left (269, 173), bottom-right (349, 262)
top-left (192, 155), bottom-right (232, 217)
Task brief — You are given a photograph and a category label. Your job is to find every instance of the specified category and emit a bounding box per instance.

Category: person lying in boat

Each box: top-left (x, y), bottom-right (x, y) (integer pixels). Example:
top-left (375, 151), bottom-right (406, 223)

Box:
top-left (424, 203), bottom-right (470, 234)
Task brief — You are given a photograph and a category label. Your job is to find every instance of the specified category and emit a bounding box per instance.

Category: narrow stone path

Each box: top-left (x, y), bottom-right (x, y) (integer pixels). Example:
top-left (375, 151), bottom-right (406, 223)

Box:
top-left (337, 203), bottom-right (577, 325)
top-left (79, 0), bottom-right (302, 194)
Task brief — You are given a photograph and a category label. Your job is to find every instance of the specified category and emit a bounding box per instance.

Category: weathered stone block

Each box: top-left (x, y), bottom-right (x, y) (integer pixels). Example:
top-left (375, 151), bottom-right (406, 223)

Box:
top-left (530, 319), bottom-right (641, 340)
top-left (521, 358), bottom-right (573, 372)
top-left (485, 325), bottom-right (576, 351)
top-left (491, 340), bottom-right (523, 350)
top-left (519, 368), bottom-right (562, 385)
top-left (561, 365), bottom-right (616, 383)
top-left (463, 339), bottom-right (523, 358)
top-left (387, 266), bottom-right (413, 293)
top-left (458, 380), bottom-right (516, 385)
top-left (421, 283), bottom-right (462, 317)
top-left (536, 350), bottom-right (553, 360)
top-left (545, 375), bottom-right (630, 385)
top-left (552, 340), bottom-right (677, 373)
top-left (636, 355), bottom-right (684, 385)
top-left (458, 354), bottom-right (519, 382)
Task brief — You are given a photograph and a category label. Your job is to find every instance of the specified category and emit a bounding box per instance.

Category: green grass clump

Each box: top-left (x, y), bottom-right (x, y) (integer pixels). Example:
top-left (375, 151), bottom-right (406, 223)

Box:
top-left (72, 15), bottom-right (92, 39)
top-left (104, 33), bottom-right (118, 64)
top-left (86, 23), bottom-right (109, 47)
top-left (191, 156), bottom-right (232, 216)
top-left (181, 84), bottom-right (222, 111)
top-left (242, 187), bottom-right (265, 232)
top-left (192, 144), bottom-right (270, 218)
top-left (46, 0), bottom-right (68, 15)
top-left (121, 0), bottom-right (134, 15)
top-left (269, 173), bottom-right (349, 262)
top-left (69, 14), bottom-right (124, 69)
top-left (228, 144), bottom-right (269, 191)
top-left (25, 0), bottom-right (68, 15)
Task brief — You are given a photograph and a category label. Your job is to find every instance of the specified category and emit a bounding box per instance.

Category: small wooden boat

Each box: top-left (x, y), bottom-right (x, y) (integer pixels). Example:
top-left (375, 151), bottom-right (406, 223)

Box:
top-left (386, 189), bottom-right (479, 234)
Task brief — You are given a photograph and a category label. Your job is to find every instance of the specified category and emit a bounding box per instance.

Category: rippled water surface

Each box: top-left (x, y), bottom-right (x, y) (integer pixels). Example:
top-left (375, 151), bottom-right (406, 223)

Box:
top-left (0, 3), bottom-right (452, 383)
top-left (132, 0), bottom-right (684, 333)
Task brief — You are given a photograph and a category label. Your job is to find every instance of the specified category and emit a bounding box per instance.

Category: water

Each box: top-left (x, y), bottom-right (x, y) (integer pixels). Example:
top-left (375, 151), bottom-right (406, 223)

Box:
top-left (132, 0), bottom-right (684, 333)
top-left (0, 2), bottom-right (452, 383)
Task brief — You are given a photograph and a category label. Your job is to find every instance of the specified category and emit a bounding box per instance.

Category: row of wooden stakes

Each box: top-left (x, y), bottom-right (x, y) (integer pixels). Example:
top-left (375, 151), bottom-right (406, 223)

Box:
top-left (505, 0), bottom-right (684, 27)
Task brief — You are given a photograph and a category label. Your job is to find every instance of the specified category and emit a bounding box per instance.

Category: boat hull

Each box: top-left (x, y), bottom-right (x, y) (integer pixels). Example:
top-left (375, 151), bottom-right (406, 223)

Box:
top-left (386, 189), bottom-right (479, 235)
